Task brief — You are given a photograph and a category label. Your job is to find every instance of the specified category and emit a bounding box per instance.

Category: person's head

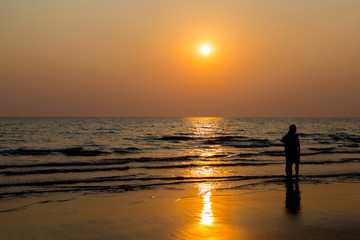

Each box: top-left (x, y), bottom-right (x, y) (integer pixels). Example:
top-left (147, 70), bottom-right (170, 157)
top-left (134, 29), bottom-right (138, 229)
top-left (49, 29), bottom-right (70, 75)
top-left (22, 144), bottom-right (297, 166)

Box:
top-left (289, 124), bottom-right (297, 134)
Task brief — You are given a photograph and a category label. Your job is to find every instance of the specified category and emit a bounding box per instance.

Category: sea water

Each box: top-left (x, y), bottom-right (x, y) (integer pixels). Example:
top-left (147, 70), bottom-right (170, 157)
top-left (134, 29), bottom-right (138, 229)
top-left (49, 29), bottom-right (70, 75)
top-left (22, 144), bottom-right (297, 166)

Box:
top-left (0, 117), bottom-right (359, 199)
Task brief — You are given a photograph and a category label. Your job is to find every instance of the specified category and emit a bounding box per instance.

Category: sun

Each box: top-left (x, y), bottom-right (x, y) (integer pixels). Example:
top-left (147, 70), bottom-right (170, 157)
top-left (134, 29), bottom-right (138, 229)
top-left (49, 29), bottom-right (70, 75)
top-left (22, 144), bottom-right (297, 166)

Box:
top-left (200, 45), bottom-right (211, 55)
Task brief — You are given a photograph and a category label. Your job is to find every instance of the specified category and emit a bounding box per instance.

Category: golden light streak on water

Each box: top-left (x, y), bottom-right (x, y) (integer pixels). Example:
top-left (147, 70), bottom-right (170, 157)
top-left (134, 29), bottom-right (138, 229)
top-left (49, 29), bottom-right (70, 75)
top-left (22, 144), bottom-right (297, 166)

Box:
top-left (191, 167), bottom-right (215, 177)
top-left (187, 117), bottom-right (225, 158)
top-left (199, 183), bottom-right (214, 226)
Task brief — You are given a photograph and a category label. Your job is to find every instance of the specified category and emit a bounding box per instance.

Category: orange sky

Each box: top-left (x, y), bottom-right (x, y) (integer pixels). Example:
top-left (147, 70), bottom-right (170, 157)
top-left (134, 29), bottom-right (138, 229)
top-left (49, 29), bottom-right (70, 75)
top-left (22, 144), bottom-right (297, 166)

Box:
top-left (1, 1), bottom-right (359, 117)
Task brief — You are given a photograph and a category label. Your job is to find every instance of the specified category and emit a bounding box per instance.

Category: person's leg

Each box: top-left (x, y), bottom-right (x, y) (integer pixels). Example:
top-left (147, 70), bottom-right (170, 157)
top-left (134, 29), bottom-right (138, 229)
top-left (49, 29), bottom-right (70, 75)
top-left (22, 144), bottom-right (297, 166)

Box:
top-left (295, 162), bottom-right (299, 178)
top-left (285, 165), bottom-right (289, 176)
top-left (286, 157), bottom-right (292, 177)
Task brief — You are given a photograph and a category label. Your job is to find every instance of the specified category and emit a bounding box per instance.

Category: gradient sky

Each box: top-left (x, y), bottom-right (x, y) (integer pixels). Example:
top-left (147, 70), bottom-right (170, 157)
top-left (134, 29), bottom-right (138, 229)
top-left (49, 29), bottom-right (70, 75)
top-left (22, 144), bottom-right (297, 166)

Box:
top-left (1, 0), bottom-right (359, 117)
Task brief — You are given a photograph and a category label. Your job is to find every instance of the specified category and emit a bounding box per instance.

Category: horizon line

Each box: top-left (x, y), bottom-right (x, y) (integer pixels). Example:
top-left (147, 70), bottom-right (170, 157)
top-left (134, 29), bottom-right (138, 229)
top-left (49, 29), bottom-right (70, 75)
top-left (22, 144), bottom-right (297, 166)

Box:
top-left (0, 116), bottom-right (359, 119)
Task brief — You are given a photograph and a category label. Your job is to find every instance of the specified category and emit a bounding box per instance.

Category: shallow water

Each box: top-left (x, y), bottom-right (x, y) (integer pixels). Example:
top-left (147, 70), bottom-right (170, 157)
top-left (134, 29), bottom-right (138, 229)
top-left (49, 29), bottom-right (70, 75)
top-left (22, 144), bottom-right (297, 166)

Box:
top-left (0, 117), bottom-right (359, 199)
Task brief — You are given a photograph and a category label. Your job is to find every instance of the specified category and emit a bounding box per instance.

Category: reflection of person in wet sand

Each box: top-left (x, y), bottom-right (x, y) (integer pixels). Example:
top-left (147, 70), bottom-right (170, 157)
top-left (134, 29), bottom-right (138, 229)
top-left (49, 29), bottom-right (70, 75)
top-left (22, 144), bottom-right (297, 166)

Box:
top-left (285, 179), bottom-right (301, 213)
top-left (281, 124), bottom-right (300, 178)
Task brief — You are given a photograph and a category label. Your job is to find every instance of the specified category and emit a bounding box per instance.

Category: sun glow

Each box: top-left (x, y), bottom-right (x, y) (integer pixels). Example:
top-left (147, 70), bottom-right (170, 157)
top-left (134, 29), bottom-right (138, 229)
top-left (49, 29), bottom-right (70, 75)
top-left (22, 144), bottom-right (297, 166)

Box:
top-left (200, 45), bottom-right (211, 55)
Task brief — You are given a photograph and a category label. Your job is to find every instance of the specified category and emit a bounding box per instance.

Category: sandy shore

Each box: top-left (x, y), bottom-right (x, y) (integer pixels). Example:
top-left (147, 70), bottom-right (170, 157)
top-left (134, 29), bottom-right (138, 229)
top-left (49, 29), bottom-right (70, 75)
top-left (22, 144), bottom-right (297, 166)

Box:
top-left (1, 180), bottom-right (360, 240)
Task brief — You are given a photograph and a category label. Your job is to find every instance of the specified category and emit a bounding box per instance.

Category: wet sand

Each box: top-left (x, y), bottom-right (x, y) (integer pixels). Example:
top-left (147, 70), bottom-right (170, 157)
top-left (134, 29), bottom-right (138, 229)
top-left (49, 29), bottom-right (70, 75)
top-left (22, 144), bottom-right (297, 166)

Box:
top-left (1, 181), bottom-right (360, 240)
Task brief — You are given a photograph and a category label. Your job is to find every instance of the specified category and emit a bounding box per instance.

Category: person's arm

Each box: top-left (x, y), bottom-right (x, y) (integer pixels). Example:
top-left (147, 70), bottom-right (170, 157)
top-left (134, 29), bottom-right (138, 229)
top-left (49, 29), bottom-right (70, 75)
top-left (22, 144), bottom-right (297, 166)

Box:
top-left (297, 136), bottom-right (300, 153)
top-left (281, 135), bottom-right (286, 143)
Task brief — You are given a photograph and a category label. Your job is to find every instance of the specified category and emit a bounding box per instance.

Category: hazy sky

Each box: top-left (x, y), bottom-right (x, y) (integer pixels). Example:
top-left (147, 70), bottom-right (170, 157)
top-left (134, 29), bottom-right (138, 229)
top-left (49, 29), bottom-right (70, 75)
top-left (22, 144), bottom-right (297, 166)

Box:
top-left (1, 0), bottom-right (359, 117)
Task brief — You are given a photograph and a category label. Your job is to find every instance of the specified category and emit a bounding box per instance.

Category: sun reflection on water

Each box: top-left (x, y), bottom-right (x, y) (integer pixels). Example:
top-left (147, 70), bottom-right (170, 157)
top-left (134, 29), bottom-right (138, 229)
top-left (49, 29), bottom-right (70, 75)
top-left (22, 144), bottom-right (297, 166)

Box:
top-left (191, 167), bottom-right (215, 177)
top-left (188, 117), bottom-right (225, 158)
top-left (199, 183), bottom-right (214, 226)
top-left (175, 118), bottom-right (243, 239)
top-left (188, 118), bottom-right (219, 226)
top-left (188, 117), bottom-right (223, 137)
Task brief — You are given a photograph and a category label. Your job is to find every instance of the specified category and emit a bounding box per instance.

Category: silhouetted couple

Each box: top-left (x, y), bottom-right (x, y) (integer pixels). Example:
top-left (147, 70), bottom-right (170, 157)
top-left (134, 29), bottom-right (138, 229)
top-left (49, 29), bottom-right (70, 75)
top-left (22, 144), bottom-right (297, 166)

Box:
top-left (281, 124), bottom-right (300, 178)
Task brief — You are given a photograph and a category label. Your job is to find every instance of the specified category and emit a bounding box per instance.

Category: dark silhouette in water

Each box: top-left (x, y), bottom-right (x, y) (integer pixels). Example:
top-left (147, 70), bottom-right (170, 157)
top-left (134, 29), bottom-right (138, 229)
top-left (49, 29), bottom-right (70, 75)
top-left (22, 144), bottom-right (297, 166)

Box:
top-left (281, 124), bottom-right (300, 178)
top-left (285, 178), bottom-right (301, 214)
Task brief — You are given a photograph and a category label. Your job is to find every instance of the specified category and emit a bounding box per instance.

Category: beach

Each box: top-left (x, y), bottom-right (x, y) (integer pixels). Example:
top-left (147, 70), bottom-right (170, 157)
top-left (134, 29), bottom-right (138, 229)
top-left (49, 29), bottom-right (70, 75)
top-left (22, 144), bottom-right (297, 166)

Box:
top-left (1, 117), bottom-right (360, 239)
top-left (1, 180), bottom-right (360, 240)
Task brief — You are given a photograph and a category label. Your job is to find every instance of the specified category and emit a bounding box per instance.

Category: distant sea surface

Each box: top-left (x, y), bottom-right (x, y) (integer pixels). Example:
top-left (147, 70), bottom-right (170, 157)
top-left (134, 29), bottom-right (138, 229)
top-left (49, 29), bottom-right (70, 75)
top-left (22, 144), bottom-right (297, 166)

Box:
top-left (1, 117), bottom-right (360, 199)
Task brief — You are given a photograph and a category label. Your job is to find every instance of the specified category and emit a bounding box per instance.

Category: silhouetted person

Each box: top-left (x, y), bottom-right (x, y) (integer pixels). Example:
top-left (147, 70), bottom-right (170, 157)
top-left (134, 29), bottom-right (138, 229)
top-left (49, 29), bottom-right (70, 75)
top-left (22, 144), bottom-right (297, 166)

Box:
top-left (281, 124), bottom-right (300, 178)
top-left (285, 178), bottom-right (301, 214)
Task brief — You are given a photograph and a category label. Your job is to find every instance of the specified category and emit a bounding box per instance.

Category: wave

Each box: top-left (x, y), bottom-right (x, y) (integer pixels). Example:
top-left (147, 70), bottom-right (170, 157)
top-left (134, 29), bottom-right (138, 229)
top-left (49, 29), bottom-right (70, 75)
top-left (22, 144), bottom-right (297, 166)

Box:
top-left (309, 147), bottom-right (336, 151)
top-left (203, 136), bottom-right (247, 145)
top-left (2, 173), bottom-right (360, 189)
top-left (113, 147), bottom-right (141, 154)
top-left (159, 135), bottom-right (196, 141)
top-left (203, 154), bottom-right (228, 158)
top-left (155, 135), bottom-right (274, 147)
top-left (349, 137), bottom-right (360, 143)
top-left (0, 155), bottom-right (202, 170)
top-left (2, 138), bottom-right (358, 158)
top-left (303, 158), bottom-right (360, 165)
top-left (262, 149), bottom-right (360, 157)
top-left (0, 159), bottom-right (130, 170)
top-left (62, 148), bottom-right (110, 156)
top-left (0, 146), bottom-right (189, 157)
top-left (344, 144), bottom-right (360, 148)
top-left (231, 144), bottom-right (270, 148)
top-left (0, 161), bottom-right (274, 176)
top-left (141, 162), bottom-right (277, 170)
top-left (0, 148), bottom-right (54, 156)
top-left (237, 153), bottom-right (258, 157)
top-left (136, 158), bottom-right (360, 169)
top-left (1, 172), bottom-right (360, 199)
top-left (262, 150), bottom-right (284, 156)
top-left (0, 147), bottom-right (110, 156)
top-left (329, 134), bottom-right (360, 143)
top-left (2, 158), bottom-right (359, 176)
top-left (1, 166), bottom-right (130, 176)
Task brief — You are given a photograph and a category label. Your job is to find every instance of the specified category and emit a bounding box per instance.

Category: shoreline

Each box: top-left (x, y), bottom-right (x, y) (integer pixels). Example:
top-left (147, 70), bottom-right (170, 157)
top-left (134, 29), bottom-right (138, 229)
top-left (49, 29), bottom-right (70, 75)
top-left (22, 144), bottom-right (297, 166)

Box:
top-left (1, 180), bottom-right (360, 239)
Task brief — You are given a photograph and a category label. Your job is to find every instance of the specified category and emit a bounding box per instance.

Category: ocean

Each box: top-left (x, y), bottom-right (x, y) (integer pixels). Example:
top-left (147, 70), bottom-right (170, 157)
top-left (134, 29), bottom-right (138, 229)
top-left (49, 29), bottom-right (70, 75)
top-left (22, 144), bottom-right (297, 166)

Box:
top-left (1, 117), bottom-right (360, 199)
